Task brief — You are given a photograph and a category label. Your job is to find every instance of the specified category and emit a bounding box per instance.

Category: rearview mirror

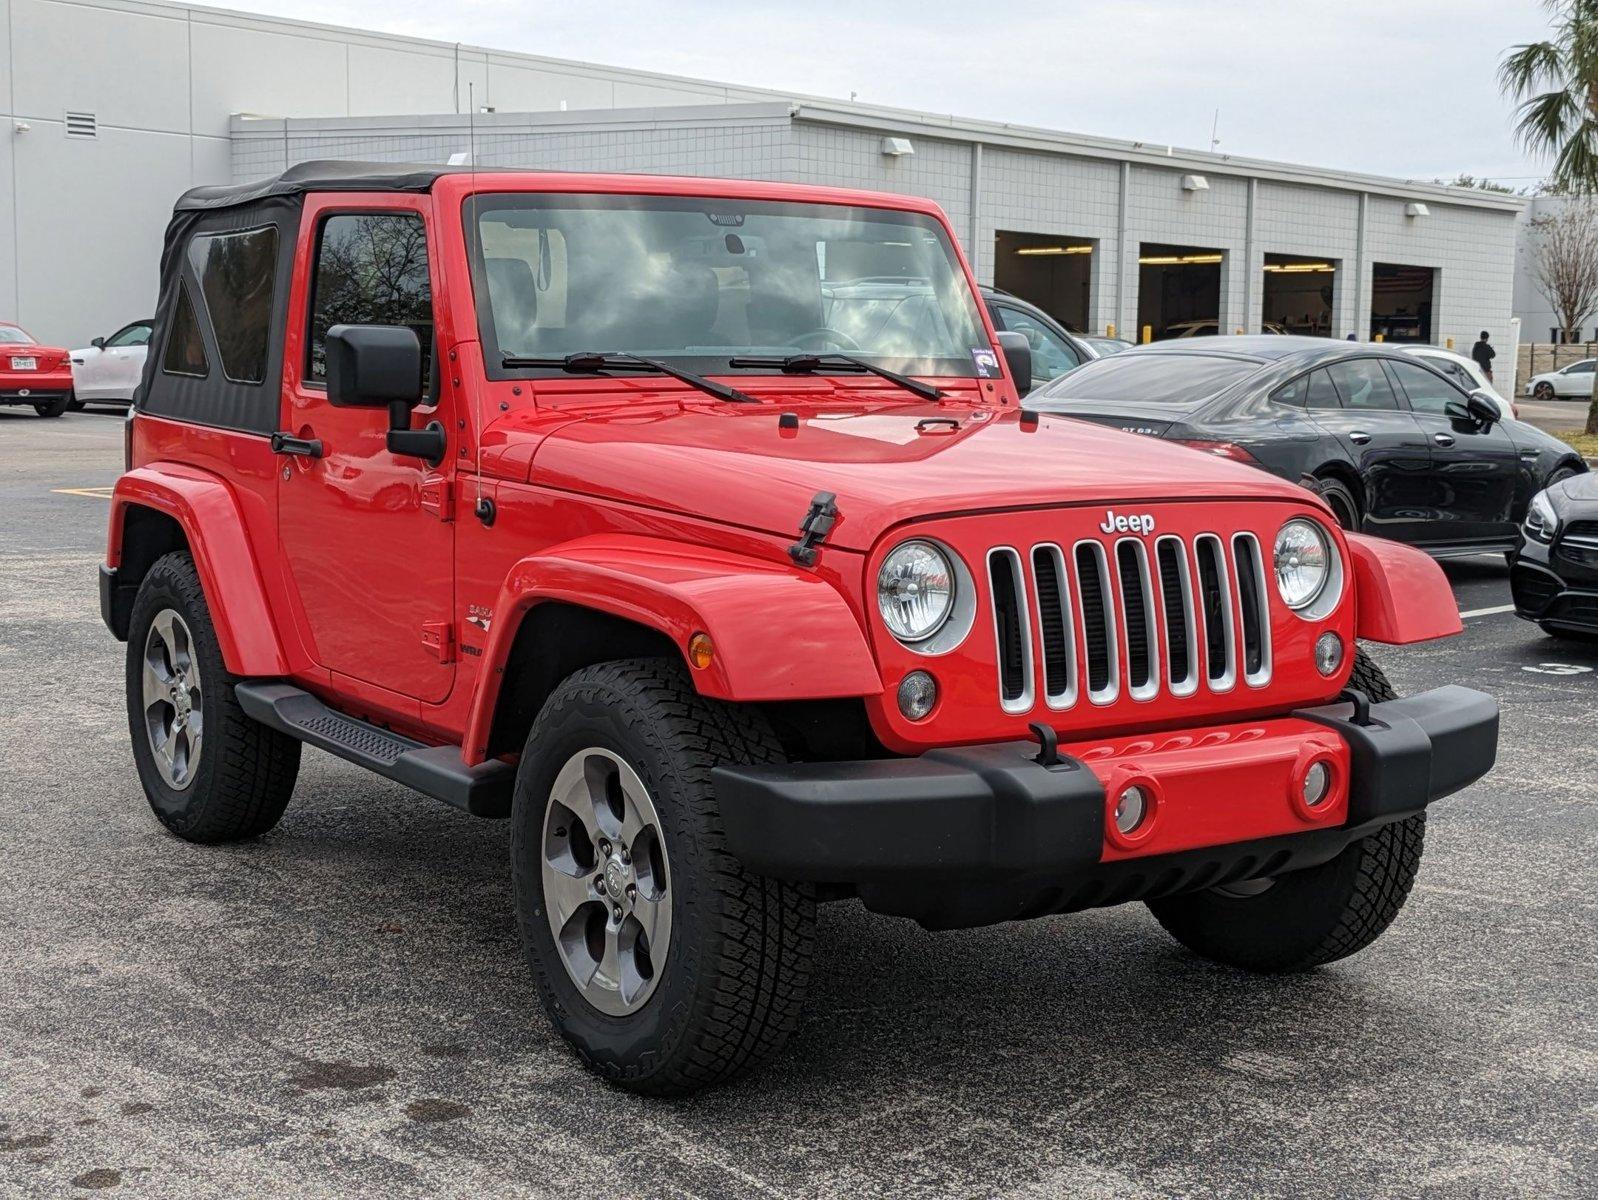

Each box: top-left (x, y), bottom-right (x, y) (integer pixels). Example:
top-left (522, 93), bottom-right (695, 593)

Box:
top-left (325, 324), bottom-right (422, 410)
top-left (325, 324), bottom-right (443, 465)
top-left (91, 337), bottom-right (105, 349)
top-left (1465, 391), bottom-right (1499, 426)
top-left (995, 331), bottom-right (1032, 394)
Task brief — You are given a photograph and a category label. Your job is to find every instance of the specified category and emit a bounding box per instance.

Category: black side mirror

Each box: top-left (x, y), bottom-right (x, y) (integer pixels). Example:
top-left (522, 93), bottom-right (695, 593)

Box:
top-left (91, 337), bottom-right (105, 349)
top-left (325, 324), bottom-right (444, 465)
top-left (995, 331), bottom-right (1032, 394)
top-left (1465, 391), bottom-right (1499, 426)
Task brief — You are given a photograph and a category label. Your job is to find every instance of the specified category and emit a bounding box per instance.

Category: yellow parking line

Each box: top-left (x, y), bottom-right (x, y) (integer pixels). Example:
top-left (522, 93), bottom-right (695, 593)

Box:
top-left (52, 486), bottom-right (115, 499)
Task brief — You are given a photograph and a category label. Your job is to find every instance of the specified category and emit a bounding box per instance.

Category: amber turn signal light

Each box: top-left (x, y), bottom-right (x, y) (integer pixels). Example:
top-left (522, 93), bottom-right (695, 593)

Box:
top-left (688, 632), bottom-right (715, 670)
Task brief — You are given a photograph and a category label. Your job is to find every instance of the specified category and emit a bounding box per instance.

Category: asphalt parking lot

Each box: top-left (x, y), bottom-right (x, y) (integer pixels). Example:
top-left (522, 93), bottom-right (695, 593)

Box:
top-left (2, 408), bottom-right (1595, 1199)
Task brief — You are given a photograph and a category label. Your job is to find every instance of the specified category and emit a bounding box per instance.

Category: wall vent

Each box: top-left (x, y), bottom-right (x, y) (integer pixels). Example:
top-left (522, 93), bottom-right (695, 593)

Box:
top-left (65, 111), bottom-right (97, 139)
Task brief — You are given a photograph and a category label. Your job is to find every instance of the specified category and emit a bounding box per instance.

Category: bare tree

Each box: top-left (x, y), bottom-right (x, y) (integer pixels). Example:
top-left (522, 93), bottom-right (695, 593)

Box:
top-left (1528, 197), bottom-right (1598, 431)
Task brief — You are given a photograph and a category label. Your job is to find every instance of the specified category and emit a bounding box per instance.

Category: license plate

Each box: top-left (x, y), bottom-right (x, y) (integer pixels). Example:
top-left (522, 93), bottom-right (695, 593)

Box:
top-left (10, 356), bottom-right (36, 370)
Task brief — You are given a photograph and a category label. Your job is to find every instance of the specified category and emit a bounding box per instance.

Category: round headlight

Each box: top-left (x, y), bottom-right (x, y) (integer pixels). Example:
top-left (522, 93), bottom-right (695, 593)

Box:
top-left (1274, 519), bottom-right (1332, 611)
top-left (878, 540), bottom-right (955, 643)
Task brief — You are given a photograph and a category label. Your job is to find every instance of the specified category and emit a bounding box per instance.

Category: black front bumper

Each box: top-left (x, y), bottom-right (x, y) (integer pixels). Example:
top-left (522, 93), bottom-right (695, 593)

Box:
top-left (713, 685), bottom-right (1498, 929)
top-left (1511, 538), bottom-right (1598, 634)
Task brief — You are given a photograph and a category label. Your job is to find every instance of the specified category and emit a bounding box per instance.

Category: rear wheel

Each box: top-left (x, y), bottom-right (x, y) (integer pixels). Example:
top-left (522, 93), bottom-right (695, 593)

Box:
top-left (1146, 650), bottom-right (1426, 972)
top-left (512, 659), bottom-right (815, 1095)
top-left (126, 552), bottom-right (300, 842)
top-left (1316, 476), bottom-right (1361, 532)
top-left (33, 395), bottom-right (68, 417)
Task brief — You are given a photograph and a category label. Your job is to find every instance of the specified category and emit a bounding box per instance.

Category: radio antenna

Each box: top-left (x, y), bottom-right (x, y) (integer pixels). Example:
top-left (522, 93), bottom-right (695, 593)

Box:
top-left (467, 84), bottom-right (494, 526)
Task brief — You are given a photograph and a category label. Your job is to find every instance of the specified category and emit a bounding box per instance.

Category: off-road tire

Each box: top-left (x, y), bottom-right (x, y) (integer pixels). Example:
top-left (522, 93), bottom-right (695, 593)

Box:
top-left (126, 552), bottom-right (300, 842)
top-left (511, 659), bottom-right (816, 1095)
top-left (1316, 476), bottom-right (1361, 532)
top-left (33, 395), bottom-right (69, 417)
top-left (1145, 649), bottom-right (1426, 972)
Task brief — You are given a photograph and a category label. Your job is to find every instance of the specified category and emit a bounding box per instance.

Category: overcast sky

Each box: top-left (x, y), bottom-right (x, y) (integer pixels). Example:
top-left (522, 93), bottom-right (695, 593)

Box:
top-left (234, 0), bottom-right (1557, 186)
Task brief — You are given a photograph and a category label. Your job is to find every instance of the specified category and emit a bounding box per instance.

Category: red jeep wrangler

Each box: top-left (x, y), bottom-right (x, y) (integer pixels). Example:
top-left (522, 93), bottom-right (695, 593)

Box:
top-left (102, 162), bottom-right (1496, 1094)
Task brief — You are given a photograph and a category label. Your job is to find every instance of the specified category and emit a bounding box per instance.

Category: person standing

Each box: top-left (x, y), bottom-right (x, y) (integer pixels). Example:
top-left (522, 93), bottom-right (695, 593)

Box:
top-left (1472, 330), bottom-right (1496, 381)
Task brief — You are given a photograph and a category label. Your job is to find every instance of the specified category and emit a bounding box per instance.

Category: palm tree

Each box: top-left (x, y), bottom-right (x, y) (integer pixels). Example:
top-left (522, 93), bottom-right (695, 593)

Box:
top-left (1501, 1), bottom-right (1598, 191)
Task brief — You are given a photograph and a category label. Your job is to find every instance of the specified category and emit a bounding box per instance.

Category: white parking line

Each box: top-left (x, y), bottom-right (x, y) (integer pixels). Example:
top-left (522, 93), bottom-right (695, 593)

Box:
top-left (1460, 603), bottom-right (1517, 619)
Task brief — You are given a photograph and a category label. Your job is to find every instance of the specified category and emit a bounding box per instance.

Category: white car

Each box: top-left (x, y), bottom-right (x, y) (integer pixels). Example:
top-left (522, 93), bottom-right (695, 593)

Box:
top-left (1524, 358), bottom-right (1595, 401)
top-left (1399, 345), bottom-right (1517, 420)
top-left (70, 318), bottom-right (151, 408)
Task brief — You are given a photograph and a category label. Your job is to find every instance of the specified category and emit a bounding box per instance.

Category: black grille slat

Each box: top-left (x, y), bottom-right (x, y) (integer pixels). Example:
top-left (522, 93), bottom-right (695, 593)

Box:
top-left (1157, 540), bottom-right (1191, 684)
top-left (990, 553), bottom-right (1027, 703)
top-left (1233, 538), bottom-right (1265, 677)
top-left (1032, 548), bottom-right (1071, 699)
top-left (1076, 545), bottom-right (1113, 695)
top-left (1196, 538), bottom-right (1229, 682)
top-left (1117, 542), bottom-right (1151, 690)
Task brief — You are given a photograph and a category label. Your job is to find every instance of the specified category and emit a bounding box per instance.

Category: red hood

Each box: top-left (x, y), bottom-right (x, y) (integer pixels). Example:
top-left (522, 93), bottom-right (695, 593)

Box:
top-left (493, 399), bottom-right (1319, 550)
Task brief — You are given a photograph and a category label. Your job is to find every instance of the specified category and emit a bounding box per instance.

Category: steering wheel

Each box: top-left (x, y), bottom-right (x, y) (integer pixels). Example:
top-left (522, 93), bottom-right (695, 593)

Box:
top-left (792, 328), bottom-right (864, 353)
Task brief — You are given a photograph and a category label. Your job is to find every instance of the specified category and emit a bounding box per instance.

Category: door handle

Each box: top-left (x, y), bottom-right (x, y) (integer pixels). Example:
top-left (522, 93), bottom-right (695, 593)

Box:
top-left (270, 431), bottom-right (324, 458)
top-left (1348, 431), bottom-right (1372, 445)
top-left (1433, 433), bottom-right (1456, 447)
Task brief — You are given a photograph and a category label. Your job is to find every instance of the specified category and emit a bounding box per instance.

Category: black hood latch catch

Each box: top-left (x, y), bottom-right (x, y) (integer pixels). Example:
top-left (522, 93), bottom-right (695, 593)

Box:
top-left (788, 491), bottom-right (839, 568)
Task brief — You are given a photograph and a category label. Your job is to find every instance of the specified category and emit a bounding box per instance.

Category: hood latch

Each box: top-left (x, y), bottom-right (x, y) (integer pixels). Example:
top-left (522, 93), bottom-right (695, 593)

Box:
top-left (788, 491), bottom-right (839, 568)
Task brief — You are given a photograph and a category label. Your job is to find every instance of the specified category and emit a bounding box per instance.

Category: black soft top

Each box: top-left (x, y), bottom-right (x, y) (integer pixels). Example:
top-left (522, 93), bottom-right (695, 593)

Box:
top-left (174, 160), bottom-right (466, 212)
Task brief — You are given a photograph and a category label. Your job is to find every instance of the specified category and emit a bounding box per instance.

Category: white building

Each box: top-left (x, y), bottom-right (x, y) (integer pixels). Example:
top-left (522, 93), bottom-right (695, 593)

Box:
top-left (1, 0), bottom-right (1525, 351)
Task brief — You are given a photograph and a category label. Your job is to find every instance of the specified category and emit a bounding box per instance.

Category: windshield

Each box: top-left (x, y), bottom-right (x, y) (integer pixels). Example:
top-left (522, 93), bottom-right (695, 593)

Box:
top-left (0, 325), bottom-right (33, 344)
top-left (1030, 352), bottom-right (1259, 406)
top-left (469, 194), bottom-right (990, 380)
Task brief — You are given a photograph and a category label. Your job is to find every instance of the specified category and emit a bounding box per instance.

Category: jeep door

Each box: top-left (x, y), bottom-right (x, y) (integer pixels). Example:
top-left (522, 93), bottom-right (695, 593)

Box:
top-left (1309, 358), bottom-right (1435, 544)
top-left (276, 194), bottom-right (455, 703)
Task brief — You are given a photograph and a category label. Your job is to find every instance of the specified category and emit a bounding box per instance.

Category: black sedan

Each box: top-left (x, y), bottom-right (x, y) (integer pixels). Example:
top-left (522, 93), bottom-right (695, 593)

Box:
top-left (1027, 336), bottom-right (1587, 557)
top-left (1510, 473), bottom-right (1598, 639)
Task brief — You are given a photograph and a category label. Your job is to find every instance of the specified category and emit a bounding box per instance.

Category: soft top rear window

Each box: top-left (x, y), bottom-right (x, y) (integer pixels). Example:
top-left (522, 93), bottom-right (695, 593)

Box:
top-left (1030, 353), bottom-right (1260, 406)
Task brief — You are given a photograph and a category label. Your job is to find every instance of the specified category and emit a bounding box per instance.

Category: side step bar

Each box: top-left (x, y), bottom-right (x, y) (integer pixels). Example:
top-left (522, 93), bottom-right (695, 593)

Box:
top-left (235, 682), bottom-right (514, 818)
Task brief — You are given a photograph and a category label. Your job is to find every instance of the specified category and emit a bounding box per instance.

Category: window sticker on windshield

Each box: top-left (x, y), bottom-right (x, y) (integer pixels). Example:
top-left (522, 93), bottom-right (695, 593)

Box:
top-left (972, 348), bottom-right (999, 378)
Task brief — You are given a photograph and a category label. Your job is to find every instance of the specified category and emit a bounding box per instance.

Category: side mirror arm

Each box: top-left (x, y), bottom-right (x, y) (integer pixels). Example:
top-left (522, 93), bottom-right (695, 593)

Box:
top-left (385, 400), bottom-right (446, 465)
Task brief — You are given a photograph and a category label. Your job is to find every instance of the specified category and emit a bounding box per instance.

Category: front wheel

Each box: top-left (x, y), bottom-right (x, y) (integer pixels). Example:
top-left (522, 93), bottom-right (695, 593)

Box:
top-left (1145, 650), bottom-right (1426, 971)
top-left (512, 659), bottom-right (815, 1095)
top-left (1533, 382), bottom-right (1555, 401)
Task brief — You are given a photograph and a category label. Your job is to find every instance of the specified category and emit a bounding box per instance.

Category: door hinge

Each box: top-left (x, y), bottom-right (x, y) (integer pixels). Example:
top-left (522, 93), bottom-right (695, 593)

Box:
top-left (421, 620), bottom-right (455, 664)
top-left (420, 474), bottom-right (453, 522)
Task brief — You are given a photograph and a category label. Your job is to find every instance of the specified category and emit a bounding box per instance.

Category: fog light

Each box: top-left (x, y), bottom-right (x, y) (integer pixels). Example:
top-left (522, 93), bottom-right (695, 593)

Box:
top-left (1303, 760), bottom-right (1332, 808)
top-left (1314, 631), bottom-right (1344, 676)
top-left (897, 670), bottom-right (937, 720)
top-left (1114, 785), bottom-right (1148, 834)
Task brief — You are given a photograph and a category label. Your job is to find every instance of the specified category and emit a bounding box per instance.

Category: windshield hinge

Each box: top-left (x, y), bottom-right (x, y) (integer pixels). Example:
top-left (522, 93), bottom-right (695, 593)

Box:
top-left (788, 491), bottom-right (839, 568)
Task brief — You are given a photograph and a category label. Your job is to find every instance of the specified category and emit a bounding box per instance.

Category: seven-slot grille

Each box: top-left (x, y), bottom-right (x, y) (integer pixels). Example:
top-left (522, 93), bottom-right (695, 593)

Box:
top-left (988, 533), bottom-right (1272, 710)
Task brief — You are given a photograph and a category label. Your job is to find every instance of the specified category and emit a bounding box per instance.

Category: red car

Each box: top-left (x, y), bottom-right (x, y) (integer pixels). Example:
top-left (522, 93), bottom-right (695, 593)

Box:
top-left (0, 323), bottom-right (74, 416)
top-left (100, 163), bottom-right (1497, 1095)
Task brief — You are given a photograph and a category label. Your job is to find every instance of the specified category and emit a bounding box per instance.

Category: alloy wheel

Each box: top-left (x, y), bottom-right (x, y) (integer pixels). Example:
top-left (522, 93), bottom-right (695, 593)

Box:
top-left (141, 608), bottom-right (203, 790)
top-left (541, 748), bottom-right (672, 1016)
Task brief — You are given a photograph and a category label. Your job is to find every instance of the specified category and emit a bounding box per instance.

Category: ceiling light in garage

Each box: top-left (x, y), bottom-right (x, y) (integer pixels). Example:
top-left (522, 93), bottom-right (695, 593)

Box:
top-left (1263, 262), bottom-right (1335, 273)
top-left (1138, 253), bottom-right (1223, 265)
top-left (1015, 245), bottom-right (1093, 256)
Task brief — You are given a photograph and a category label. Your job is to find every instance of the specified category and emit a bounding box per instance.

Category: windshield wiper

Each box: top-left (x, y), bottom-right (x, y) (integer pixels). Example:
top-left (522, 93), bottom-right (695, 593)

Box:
top-left (727, 353), bottom-right (943, 402)
top-left (501, 351), bottom-right (759, 404)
